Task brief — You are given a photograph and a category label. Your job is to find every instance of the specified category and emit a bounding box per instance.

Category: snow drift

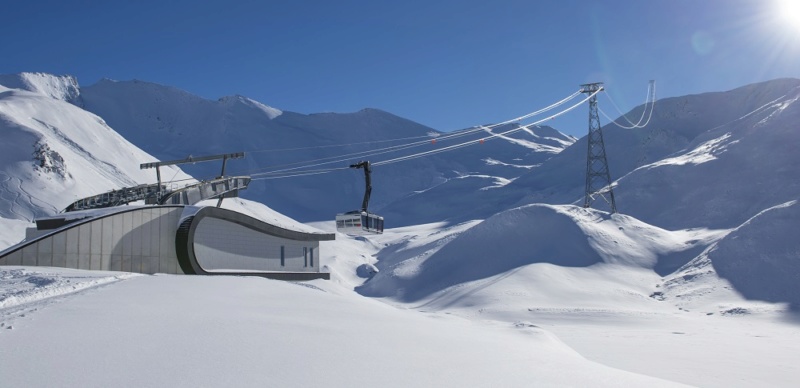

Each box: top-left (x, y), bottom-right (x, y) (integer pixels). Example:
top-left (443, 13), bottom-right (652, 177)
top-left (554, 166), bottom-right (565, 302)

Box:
top-left (359, 204), bottom-right (725, 301)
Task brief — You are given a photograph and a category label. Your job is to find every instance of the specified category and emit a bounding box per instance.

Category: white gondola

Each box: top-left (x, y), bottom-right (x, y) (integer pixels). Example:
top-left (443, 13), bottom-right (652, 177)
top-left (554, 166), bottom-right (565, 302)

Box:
top-left (336, 161), bottom-right (384, 235)
top-left (335, 211), bottom-right (384, 235)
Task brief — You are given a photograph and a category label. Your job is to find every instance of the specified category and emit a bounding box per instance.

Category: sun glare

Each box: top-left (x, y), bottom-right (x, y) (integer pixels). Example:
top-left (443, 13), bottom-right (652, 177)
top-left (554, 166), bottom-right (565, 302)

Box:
top-left (776, 0), bottom-right (800, 32)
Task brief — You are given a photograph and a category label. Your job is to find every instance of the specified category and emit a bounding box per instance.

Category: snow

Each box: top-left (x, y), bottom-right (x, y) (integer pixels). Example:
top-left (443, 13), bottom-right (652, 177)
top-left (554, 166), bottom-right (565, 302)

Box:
top-left (359, 205), bottom-right (727, 302)
top-left (218, 94), bottom-right (283, 119)
top-left (195, 197), bottom-right (329, 235)
top-left (346, 216), bottom-right (799, 387)
top-left (665, 200), bottom-right (800, 308)
top-left (648, 132), bottom-right (733, 166)
top-left (0, 218), bottom-right (31, 251)
top-left (0, 267), bottom-right (137, 310)
top-left (0, 267), bottom-right (685, 388)
top-left (75, 79), bottom-right (576, 223)
top-left (0, 85), bottom-right (192, 222)
top-left (0, 72), bottom-right (81, 104)
top-left (481, 125), bottom-right (567, 153)
top-left (1, 73), bottom-right (799, 386)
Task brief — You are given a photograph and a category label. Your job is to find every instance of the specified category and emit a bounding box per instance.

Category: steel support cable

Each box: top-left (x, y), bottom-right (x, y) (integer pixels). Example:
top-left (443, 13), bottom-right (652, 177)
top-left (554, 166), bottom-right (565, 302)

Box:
top-left (599, 101), bottom-right (656, 129)
top-left (373, 89), bottom-right (600, 167)
top-left (251, 119), bottom-right (533, 179)
top-left (239, 118), bottom-right (493, 177)
top-left (246, 134), bottom-right (462, 177)
top-left (172, 91), bottom-right (587, 182)
top-left (637, 87), bottom-right (658, 128)
top-left (604, 83), bottom-right (653, 127)
top-left (251, 171), bottom-right (334, 180)
top-left (492, 90), bottom-right (582, 125)
top-left (252, 166), bottom-right (351, 179)
top-left (249, 130), bottom-right (484, 178)
top-left (241, 90), bottom-right (581, 157)
top-left (241, 123), bottom-right (512, 177)
top-left (245, 134), bottom-right (437, 154)
top-left (601, 83), bottom-right (657, 129)
top-left (253, 91), bottom-right (594, 179)
top-left (599, 107), bottom-right (644, 129)
top-left (253, 166), bottom-right (350, 176)
top-left (237, 90), bottom-right (583, 177)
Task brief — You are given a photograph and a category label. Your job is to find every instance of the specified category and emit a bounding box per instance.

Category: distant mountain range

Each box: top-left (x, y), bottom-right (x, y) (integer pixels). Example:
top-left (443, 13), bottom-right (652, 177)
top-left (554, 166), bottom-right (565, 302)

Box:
top-left (1, 72), bottom-right (577, 223)
top-left (1, 72), bottom-right (798, 308)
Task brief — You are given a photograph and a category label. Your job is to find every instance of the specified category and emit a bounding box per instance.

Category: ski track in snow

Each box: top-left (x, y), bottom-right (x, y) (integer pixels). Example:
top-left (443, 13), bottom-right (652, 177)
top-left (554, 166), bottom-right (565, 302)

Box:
top-left (32, 118), bottom-right (138, 187)
top-left (14, 175), bottom-right (59, 216)
top-left (0, 172), bottom-right (36, 221)
top-left (0, 172), bottom-right (59, 221)
top-left (0, 267), bottom-right (137, 332)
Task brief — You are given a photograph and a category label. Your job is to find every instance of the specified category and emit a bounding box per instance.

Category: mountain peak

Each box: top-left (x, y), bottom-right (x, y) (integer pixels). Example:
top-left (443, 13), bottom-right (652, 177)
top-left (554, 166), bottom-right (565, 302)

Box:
top-left (0, 72), bottom-right (81, 104)
top-left (217, 94), bottom-right (282, 119)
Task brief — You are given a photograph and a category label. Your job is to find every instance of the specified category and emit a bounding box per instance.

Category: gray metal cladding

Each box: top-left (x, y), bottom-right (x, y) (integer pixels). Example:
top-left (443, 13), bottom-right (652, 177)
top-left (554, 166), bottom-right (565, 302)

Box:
top-left (0, 205), bottom-right (333, 280)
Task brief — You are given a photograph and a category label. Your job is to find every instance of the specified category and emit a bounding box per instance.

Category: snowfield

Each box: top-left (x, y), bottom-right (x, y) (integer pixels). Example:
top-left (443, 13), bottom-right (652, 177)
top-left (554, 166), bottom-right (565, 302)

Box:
top-left (1, 219), bottom-right (798, 387)
top-left (1, 73), bottom-right (799, 387)
top-left (1, 267), bottom-right (687, 388)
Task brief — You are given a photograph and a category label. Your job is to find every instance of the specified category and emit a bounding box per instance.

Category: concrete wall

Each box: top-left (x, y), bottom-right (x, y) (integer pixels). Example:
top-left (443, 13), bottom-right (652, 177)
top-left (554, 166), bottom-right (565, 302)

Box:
top-left (0, 207), bottom-right (184, 274)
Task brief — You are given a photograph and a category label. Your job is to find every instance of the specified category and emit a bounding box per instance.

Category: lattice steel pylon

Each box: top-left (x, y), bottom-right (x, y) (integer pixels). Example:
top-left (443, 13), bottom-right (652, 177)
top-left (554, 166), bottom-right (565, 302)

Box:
top-left (581, 82), bottom-right (617, 213)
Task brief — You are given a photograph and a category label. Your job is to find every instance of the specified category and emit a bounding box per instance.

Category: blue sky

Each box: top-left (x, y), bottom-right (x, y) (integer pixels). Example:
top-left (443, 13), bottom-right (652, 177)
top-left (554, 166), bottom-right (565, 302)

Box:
top-left (2, 0), bottom-right (800, 136)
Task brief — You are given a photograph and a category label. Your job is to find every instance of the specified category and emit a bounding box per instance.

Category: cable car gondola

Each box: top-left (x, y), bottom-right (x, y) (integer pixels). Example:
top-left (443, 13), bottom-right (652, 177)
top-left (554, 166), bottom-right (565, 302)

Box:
top-left (336, 161), bottom-right (384, 235)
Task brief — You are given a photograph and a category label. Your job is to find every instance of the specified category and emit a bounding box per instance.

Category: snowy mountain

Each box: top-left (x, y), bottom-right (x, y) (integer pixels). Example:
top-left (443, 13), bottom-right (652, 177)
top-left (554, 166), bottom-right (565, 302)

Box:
top-left (0, 72), bottom-right (575, 243)
top-left (385, 79), bottom-right (800, 230)
top-left (0, 73), bottom-right (82, 105)
top-left (380, 78), bottom-right (800, 308)
top-left (513, 79), bottom-right (800, 229)
top-left (662, 199), bottom-right (800, 308)
top-left (0, 74), bottom-right (191, 224)
top-left (1, 73), bottom-right (799, 387)
top-left (77, 78), bottom-right (576, 222)
top-left (359, 204), bottom-right (727, 302)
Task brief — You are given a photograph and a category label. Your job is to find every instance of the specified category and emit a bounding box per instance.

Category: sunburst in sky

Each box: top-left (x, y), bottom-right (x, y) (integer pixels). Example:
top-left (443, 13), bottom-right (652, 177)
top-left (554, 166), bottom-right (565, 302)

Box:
top-left (1, 1), bottom-right (800, 136)
top-left (775, 0), bottom-right (800, 33)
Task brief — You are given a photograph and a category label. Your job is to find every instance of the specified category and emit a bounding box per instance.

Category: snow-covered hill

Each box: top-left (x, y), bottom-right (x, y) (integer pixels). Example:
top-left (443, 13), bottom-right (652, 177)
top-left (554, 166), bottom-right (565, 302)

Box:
top-left (359, 204), bottom-right (728, 302)
top-left (508, 78), bottom-right (800, 230)
top-left (0, 73), bottom-right (198, 251)
top-left (76, 78), bottom-right (575, 222)
top-left (0, 77), bottom-right (191, 223)
top-left (352, 78), bottom-right (800, 385)
top-left (343, 203), bottom-right (797, 386)
top-left (0, 72), bottom-right (82, 105)
top-left (662, 199), bottom-right (800, 309)
top-left (0, 267), bottom-right (691, 388)
top-left (384, 79), bottom-right (800, 231)
top-left (355, 78), bottom-right (800, 313)
top-left (1, 73), bottom-right (799, 386)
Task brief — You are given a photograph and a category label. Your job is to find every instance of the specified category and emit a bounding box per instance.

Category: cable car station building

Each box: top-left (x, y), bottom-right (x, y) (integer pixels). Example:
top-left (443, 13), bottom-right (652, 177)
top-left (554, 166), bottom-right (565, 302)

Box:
top-left (0, 205), bottom-right (333, 280)
top-left (0, 153), bottom-right (334, 280)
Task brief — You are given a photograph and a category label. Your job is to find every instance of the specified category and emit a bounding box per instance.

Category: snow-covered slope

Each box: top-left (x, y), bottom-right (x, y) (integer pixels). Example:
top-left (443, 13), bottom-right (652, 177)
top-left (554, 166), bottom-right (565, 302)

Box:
top-left (611, 81), bottom-right (800, 229)
top-left (0, 80), bottom-right (191, 248)
top-left (359, 204), bottom-right (727, 302)
top-left (662, 200), bottom-right (800, 310)
top-left (427, 79), bottom-right (800, 230)
top-left (77, 78), bottom-right (575, 223)
top-left (0, 267), bottom-right (688, 388)
top-left (353, 79), bottom-right (800, 337)
top-left (1, 73), bottom-right (799, 387)
top-left (342, 202), bottom-right (797, 387)
top-left (0, 72), bottom-right (81, 105)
